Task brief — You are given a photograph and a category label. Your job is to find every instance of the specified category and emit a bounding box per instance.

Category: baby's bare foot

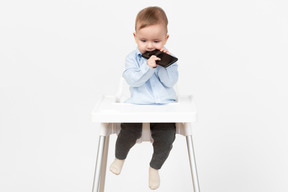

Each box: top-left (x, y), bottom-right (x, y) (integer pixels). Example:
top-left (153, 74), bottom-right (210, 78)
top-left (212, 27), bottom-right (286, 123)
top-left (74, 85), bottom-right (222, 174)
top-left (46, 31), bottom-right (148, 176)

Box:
top-left (110, 159), bottom-right (125, 175)
top-left (149, 167), bottom-right (160, 190)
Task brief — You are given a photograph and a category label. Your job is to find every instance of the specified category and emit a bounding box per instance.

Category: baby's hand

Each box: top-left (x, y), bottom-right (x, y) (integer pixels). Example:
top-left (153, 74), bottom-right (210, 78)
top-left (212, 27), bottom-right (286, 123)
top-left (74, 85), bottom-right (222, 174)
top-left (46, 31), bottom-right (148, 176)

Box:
top-left (160, 48), bottom-right (170, 55)
top-left (147, 55), bottom-right (160, 68)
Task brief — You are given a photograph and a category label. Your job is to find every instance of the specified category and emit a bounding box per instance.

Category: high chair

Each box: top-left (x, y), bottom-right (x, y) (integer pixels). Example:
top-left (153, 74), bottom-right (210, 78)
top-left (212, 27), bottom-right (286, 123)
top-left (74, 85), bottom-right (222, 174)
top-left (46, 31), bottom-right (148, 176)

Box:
top-left (91, 77), bottom-right (200, 192)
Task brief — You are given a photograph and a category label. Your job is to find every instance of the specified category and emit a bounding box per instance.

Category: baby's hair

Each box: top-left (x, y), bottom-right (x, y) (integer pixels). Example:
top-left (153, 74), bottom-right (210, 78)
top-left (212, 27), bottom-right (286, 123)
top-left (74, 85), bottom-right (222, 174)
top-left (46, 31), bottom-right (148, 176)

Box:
top-left (135, 6), bottom-right (168, 33)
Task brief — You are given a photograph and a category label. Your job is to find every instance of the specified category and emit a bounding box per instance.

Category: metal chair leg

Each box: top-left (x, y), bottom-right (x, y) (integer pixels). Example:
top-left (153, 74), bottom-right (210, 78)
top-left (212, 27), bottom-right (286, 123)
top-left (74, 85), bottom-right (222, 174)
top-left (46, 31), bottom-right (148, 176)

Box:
top-left (186, 135), bottom-right (201, 192)
top-left (99, 136), bottom-right (109, 192)
top-left (92, 135), bottom-right (109, 192)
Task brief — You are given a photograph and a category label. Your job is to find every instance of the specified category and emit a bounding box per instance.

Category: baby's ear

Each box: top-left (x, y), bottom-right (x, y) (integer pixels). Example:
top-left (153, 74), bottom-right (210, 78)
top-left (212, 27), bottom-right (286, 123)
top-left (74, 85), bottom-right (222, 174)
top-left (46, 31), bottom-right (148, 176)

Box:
top-left (165, 34), bottom-right (169, 44)
top-left (133, 32), bottom-right (136, 39)
top-left (166, 34), bottom-right (169, 40)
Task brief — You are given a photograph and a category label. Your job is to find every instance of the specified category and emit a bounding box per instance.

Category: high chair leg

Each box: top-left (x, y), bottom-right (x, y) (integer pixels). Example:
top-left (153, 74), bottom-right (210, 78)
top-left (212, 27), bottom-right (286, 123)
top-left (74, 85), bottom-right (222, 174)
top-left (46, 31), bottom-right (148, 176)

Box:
top-left (92, 135), bottom-right (110, 192)
top-left (99, 136), bottom-right (109, 192)
top-left (186, 135), bottom-right (201, 192)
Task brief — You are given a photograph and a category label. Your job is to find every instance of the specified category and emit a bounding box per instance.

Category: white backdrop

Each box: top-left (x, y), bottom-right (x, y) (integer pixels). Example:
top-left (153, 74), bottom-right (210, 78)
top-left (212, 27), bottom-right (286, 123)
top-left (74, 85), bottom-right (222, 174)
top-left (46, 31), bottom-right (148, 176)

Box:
top-left (1, 0), bottom-right (288, 192)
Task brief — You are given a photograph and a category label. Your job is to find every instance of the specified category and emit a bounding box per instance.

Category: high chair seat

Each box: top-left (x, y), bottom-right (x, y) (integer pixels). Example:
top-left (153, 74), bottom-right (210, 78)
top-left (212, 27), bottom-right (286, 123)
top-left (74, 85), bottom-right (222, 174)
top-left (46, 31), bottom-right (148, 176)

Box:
top-left (91, 78), bottom-right (201, 192)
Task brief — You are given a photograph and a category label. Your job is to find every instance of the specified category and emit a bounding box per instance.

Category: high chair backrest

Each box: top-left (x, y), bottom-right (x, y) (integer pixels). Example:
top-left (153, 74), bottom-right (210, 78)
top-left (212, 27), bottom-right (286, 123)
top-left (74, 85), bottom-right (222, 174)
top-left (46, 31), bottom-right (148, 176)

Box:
top-left (115, 77), bottom-right (130, 103)
top-left (115, 76), bottom-right (179, 103)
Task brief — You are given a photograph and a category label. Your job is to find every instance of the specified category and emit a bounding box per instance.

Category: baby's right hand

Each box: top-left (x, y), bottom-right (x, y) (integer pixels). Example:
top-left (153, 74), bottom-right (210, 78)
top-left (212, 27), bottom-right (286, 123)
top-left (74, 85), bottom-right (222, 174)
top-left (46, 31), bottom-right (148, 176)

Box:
top-left (147, 55), bottom-right (160, 68)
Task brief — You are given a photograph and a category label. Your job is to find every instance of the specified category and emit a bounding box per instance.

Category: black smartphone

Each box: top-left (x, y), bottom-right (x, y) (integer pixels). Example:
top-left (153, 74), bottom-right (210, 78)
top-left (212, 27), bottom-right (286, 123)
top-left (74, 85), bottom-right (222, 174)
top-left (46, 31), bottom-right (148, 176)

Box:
top-left (142, 49), bottom-right (178, 68)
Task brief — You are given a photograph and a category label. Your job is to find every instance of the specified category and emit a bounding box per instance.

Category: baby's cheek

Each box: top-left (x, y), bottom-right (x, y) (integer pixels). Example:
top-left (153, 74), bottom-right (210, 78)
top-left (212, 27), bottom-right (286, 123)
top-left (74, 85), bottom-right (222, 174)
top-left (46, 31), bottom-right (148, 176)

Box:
top-left (156, 45), bottom-right (163, 50)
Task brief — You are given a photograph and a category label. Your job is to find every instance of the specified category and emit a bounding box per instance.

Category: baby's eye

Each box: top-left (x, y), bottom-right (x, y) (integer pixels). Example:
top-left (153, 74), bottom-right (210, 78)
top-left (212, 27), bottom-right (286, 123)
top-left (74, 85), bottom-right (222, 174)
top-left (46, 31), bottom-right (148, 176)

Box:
top-left (154, 41), bottom-right (159, 43)
top-left (141, 40), bottom-right (146, 42)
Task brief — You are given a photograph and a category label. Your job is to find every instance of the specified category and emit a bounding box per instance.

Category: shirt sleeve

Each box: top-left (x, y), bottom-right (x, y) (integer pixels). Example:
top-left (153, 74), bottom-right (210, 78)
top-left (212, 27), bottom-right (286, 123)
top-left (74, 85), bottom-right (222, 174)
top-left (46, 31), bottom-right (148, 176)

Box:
top-left (122, 54), bottom-right (155, 87)
top-left (157, 63), bottom-right (179, 88)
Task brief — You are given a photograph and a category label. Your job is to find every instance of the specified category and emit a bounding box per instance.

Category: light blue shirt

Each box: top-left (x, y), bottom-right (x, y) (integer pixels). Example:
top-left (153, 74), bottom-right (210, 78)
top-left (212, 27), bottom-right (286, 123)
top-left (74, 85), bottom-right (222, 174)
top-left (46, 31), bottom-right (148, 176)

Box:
top-left (123, 48), bottom-right (178, 105)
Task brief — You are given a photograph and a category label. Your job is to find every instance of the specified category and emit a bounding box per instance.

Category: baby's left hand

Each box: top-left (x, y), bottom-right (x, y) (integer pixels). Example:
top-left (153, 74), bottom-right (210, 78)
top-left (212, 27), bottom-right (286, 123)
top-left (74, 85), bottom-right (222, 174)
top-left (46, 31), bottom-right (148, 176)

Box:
top-left (160, 48), bottom-right (170, 55)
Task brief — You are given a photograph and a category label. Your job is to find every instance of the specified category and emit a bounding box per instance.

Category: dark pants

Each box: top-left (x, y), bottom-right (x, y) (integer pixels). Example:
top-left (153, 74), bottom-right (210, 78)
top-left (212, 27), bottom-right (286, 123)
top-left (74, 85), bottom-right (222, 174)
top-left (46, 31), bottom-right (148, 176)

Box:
top-left (115, 123), bottom-right (176, 170)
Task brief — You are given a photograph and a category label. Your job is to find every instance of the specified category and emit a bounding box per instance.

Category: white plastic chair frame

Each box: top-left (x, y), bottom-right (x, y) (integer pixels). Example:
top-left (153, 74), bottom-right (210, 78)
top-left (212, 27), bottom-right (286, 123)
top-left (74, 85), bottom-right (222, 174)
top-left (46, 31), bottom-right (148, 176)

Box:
top-left (91, 78), bottom-right (200, 192)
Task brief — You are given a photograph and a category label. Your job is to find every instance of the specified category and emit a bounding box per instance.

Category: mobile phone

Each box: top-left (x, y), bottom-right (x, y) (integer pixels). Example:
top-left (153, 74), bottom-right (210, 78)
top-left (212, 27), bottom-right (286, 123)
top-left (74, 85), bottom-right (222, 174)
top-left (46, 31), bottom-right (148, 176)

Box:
top-left (142, 49), bottom-right (178, 68)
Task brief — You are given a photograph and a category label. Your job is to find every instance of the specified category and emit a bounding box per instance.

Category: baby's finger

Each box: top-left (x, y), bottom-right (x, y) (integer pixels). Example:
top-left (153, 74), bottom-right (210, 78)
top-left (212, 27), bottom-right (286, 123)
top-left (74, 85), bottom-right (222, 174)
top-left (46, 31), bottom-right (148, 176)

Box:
top-left (160, 48), bottom-right (170, 54)
top-left (151, 55), bottom-right (161, 60)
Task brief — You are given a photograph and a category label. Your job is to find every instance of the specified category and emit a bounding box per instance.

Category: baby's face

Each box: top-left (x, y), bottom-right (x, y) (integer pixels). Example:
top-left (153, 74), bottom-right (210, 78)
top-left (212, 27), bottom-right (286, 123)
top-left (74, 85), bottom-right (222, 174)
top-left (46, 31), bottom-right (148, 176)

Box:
top-left (134, 23), bottom-right (169, 54)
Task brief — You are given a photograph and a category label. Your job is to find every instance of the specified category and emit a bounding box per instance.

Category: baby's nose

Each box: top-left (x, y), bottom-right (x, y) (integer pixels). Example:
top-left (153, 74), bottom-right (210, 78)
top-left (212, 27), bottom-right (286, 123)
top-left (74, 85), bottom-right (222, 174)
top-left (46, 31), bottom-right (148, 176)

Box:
top-left (147, 42), bottom-right (153, 48)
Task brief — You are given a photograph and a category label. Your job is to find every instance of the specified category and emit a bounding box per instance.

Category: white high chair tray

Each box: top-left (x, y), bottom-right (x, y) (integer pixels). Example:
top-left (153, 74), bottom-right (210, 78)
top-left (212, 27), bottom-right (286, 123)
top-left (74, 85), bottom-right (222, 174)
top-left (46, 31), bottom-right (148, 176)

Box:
top-left (91, 95), bottom-right (197, 123)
